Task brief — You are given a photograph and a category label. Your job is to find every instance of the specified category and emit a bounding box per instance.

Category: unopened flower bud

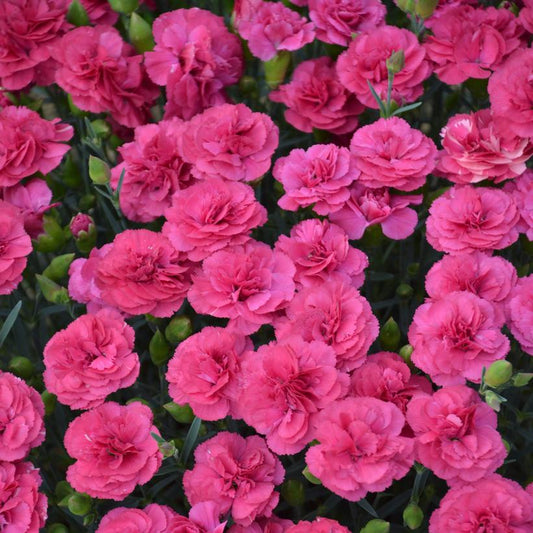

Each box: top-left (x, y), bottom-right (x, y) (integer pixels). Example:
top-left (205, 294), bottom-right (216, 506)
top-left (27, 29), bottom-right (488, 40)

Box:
top-left (380, 317), bottom-right (401, 351)
top-left (165, 316), bottom-right (193, 343)
top-left (399, 344), bottom-right (414, 364)
top-left (484, 360), bottom-right (513, 388)
top-left (264, 51), bottom-right (291, 89)
top-left (41, 390), bottom-right (57, 416)
top-left (415, 0), bottom-right (438, 18)
top-left (36, 275), bottom-right (70, 305)
top-left (34, 215), bottom-right (66, 253)
top-left (67, 493), bottom-right (92, 516)
top-left (302, 466), bottom-right (322, 485)
top-left (48, 523), bottom-right (69, 533)
top-left (403, 503), bottom-right (424, 530)
top-left (8, 356), bottom-right (34, 379)
top-left (512, 372), bottom-right (533, 387)
top-left (70, 214), bottom-right (96, 254)
top-left (108, 0), bottom-right (138, 14)
top-left (129, 13), bottom-right (155, 53)
top-left (386, 50), bottom-right (405, 74)
top-left (43, 253), bottom-right (75, 282)
top-left (163, 402), bottom-right (195, 424)
top-left (361, 519), bottom-right (390, 533)
top-left (396, 283), bottom-right (413, 299)
top-left (149, 330), bottom-right (171, 365)
top-left (88, 156), bottom-right (110, 185)
top-left (67, 0), bottom-right (89, 26)
top-left (281, 480), bottom-right (305, 507)
top-left (396, 0), bottom-right (416, 13)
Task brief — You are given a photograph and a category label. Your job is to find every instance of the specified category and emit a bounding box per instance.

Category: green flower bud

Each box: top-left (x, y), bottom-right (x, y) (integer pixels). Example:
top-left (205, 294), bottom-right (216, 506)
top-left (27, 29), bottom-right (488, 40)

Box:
top-left (67, 493), bottom-right (92, 516)
top-left (88, 156), bottom-right (111, 185)
top-left (407, 262), bottom-right (420, 276)
top-left (264, 50), bottom-right (291, 89)
top-left (396, 0), bottom-right (415, 12)
top-left (43, 253), bottom-right (75, 282)
top-left (34, 215), bottom-right (66, 253)
top-left (61, 154), bottom-right (83, 188)
top-left (149, 330), bottom-right (171, 365)
top-left (396, 283), bottom-right (413, 299)
top-left (108, 0), bottom-right (138, 14)
top-left (67, 0), bottom-right (90, 26)
top-left (165, 316), bottom-right (193, 343)
top-left (90, 119), bottom-right (111, 138)
top-left (414, 0), bottom-right (438, 18)
top-left (484, 360), bottom-right (513, 388)
top-left (403, 503), bottom-right (424, 530)
top-left (379, 317), bottom-right (401, 352)
top-left (386, 50), bottom-right (405, 74)
top-left (398, 344), bottom-right (414, 364)
top-left (512, 373), bottom-right (533, 387)
top-left (8, 356), bottom-right (34, 379)
top-left (41, 390), bottom-right (57, 416)
top-left (78, 194), bottom-right (96, 211)
top-left (163, 402), bottom-right (195, 424)
top-left (484, 390), bottom-right (504, 412)
top-left (360, 519), bottom-right (390, 533)
top-left (48, 523), bottom-right (69, 533)
top-left (126, 397), bottom-right (151, 406)
top-left (55, 481), bottom-right (74, 500)
top-left (281, 480), bottom-right (305, 507)
top-left (36, 275), bottom-right (70, 305)
top-left (302, 466), bottom-right (322, 485)
top-left (129, 13), bottom-right (155, 53)
top-left (238, 75), bottom-right (258, 95)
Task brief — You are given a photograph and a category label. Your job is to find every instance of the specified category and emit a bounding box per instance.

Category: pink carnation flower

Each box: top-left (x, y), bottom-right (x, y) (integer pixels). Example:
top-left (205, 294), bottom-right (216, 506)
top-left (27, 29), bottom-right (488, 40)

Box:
top-left (0, 106), bottom-right (72, 187)
top-left (0, 200), bottom-right (32, 296)
top-left (96, 504), bottom-right (177, 533)
top-left (337, 26), bottom-right (432, 109)
top-left (273, 144), bottom-right (359, 215)
top-left (238, 337), bottom-right (349, 454)
top-left (0, 461), bottom-right (47, 533)
top-left (269, 57), bottom-right (363, 135)
top-left (350, 117), bottom-right (437, 191)
top-left (163, 178), bottom-right (267, 262)
top-left (166, 326), bottom-right (252, 421)
top-left (145, 8), bottom-right (243, 120)
top-left (65, 401), bottom-right (162, 500)
top-left (0, 371), bottom-right (44, 461)
top-left (488, 48), bottom-right (533, 139)
top-left (188, 240), bottom-right (295, 335)
top-left (330, 184), bottom-right (423, 240)
top-left (43, 309), bottom-right (140, 410)
top-left (275, 280), bottom-right (378, 372)
top-left (407, 385), bottom-right (506, 485)
top-left (287, 517), bottom-right (350, 533)
top-left (167, 502), bottom-right (227, 533)
top-left (55, 26), bottom-right (159, 128)
top-left (79, 0), bottom-right (118, 25)
top-left (437, 109), bottom-right (533, 184)
top-left (0, 0), bottom-right (68, 90)
top-left (180, 103), bottom-right (278, 182)
top-left (228, 515), bottom-right (292, 533)
top-left (274, 219), bottom-right (368, 289)
top-left (429, 474), bottom-right (533, 532)
top-left (309, 0), bottom-right (386, 47)
top-left (183, 432), bottom-right (284, 527)
top-left (234, 0), bottom-right (315, 61)
top-left (426, 185), bottom-right (519, 254)
top-left (306, 397), bottom-right (414, 501)
top-left (110, 119), bottom-right (195, 223)
top-left (409, 291), bottom-right (510, 386)
top-left (95, 230), bottom-right (193, 318)
top-left (505, 275), bottom-right (533, 355)
top-left (424, 5), bottom-right (525, 85)
top-left (504, 169), bottom-right (533, 240)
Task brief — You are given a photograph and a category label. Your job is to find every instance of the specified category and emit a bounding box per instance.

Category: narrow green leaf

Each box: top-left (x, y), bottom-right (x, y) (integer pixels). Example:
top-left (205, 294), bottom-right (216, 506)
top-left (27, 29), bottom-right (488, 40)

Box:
top-left (357, 498), bottom-right (379, 518)
top-left (366, 80), bottom-right (387, 115)
top-left (0, 301), bottom-right (22, 348)
top-left (391, 102), bottom-right (422, 116)
top-left (181, 417), bottom-right (202, 465)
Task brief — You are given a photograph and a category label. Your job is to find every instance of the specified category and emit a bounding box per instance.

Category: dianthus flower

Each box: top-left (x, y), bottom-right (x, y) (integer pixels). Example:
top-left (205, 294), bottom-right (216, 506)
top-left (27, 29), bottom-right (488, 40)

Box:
top-left (504, 169), bottom-right (533, 240)
top-left (505, 275), bottom-right (533, 356)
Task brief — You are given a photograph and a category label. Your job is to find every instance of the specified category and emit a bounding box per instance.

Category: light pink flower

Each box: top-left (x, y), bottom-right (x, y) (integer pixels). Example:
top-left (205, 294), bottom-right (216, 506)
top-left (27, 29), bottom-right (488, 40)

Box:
top-left (0, 371), bottom-right (44, 461)
top-left (274, 219), bottom-right (368, 289)
top-left (429, 474), bottom-right (533, 532)
top-left (309, 0), bottom-right (386, 47)
top-left (0, 106), bottom-right (72, 187)
top-left (306, 397), bottom-right (414, 501)
top-left (330, 184), bottom-right (423, 240)
top-left (163, 178), bottom-right (267, 262)
top-left (437, 109), bottom-right (533, 184)
top-left (350, 117), bottom-right (437, 191)
top-left (409, 291), bottom-right (510, 386)
top-left (95, 230), bottom-right (193, 318)
top-left (179, 103), bottom-right (278, 182)
top-left (426, 185), bottom-right (519, 254)
top-left (0, 461), bottom-right (47, 533)
top-left (234, 0), bottom-right (315, 61)
top-left (337, 26), bottom-right (432, 109)
top-left (65, 401), bottom-right (162, 501)
top-left (183, 432), bottom-right (284, 526)
top-left (504, 169), bottom-right (533, 240)
top-left (110, 119), bottom-right (195, 223)
top-left (188, 241), bottom-right (295, 335)
top-left (238, 337), bottom-right (349, 454)
top-left (505, 275), bottom-right (533, 355)
top-left (96, 504), bottom-right (177, 533)
top-left (269, 57), bottom-right (363, 135)
top-left (166, 326), bottom-right (252, 421)
top-left (275, 280), bottom-right (378, 372)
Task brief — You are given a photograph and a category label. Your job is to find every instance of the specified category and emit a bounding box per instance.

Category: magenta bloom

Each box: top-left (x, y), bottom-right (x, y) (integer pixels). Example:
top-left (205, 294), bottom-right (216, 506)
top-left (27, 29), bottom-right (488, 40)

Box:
top-left (234, 0), bottom-right (315, 61)
top-left (409, 291), bottom-right (510, 386)
top-left (426, 185), bottom-right (519, 254)
top-left (275, 219), bottom-right (368, 289)
top-left (79, 0), bottom-right (118, 24)
top-left (350, 117), bottom-right (437, 191)
top-left (180, 103), bottom-right (278, 182)
top-left (337, 26), bottom-right (431, 109)
top-left (275, 280), bottom-right (378, 372)
top-left (287, 517), bottom-right (350, 533)
top-left (429, 474), bottom-right (533, 532)
top-left (145, 8), bottom-right (243, 120)
top-left (0, 106), bottom-right (72, 187)
top-left (274, 144), bottom-right (359, 215)
top-left (437, 109), bottom-right (533, 184)
top-left (183, 432), bottom-right (284, 526)
top-left (306, 397), bottom-right (414, 501)
top-left (505, 275), bottom-right (533, 356)
top-left (504, 169), bottom-right (533, 240)
top-left (270, 57), bottom-right (363, 135)
top-left (96, 504), bottom-right (176, 533)
top-left (166, 503), bottom-right (227, 533)
top-left (0, 371), bottom-right (44, 461)
top-left (188, 240), bottom-right (295, 335)
top-left (0, 461), bottom-right (47, 533)
top-left (407, 385), bottom-right (506, 485)
top-left (55, 25), bottom-right (158, 128)
top-left (65, 401), bottom-right (162, 500)
top-left (43, 309), bottom-right (140, 410)
top-left (238, 337), bottom-right (349, 454)
top-left (110, 119), bottom-right (195, 223)
top-left (95, 230), bottom-right (193, 318)
top-left (330, 184), bottom-right (423, 240)
top-left (163, 178), bottom-right (267, 262)
top-left (309, 0), bottom-right (386, 47)
top-left (0, 200), bottom-right (32, 296)
top-left (228, 515), bottom-right (292, 533)
top-left (166, 326), bottom-right (252, 421)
